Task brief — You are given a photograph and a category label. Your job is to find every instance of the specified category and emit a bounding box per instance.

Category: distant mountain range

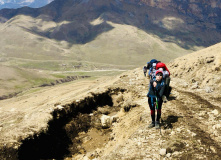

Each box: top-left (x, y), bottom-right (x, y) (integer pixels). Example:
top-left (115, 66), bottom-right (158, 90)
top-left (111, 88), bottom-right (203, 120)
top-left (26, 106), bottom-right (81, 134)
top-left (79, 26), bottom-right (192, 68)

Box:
top-left (0, 0), bottom-right (53, 9)
top-left (0, 0), bottom-right (221, 47)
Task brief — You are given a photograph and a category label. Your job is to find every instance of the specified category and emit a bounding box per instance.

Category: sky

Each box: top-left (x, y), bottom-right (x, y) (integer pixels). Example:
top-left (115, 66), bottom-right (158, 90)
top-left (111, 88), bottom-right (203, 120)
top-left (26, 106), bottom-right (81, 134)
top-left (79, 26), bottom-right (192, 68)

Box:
top-left (0, 0), bottom-right (54, 9)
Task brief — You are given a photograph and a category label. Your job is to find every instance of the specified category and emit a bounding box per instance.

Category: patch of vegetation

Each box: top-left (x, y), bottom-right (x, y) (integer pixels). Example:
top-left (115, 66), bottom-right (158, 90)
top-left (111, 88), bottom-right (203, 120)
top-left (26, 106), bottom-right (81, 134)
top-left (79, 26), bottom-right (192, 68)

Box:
top-left (19, 61), bottom-right (62, 71)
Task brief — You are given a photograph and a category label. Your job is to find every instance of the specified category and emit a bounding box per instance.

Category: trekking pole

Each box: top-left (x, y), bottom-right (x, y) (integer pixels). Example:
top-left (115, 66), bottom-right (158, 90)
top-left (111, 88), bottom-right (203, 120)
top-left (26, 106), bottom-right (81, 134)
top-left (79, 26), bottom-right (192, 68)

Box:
top-left (156, 97), bottom-right (158, 110)
top-left (154, 91), bottom-right (158, 110)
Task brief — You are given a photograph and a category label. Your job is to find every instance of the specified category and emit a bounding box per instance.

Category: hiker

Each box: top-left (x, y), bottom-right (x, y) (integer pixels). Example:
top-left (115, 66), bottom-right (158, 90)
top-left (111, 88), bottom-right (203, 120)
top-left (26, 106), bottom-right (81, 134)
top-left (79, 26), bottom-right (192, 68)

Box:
top-left (143, 66), bottom-right (147, 76)
top-left (158, 68), bottom-right (169, 79)
top-left (147, 70), bottom-right (165, 129)
top-left (148, 63), bottom-right (157, 79)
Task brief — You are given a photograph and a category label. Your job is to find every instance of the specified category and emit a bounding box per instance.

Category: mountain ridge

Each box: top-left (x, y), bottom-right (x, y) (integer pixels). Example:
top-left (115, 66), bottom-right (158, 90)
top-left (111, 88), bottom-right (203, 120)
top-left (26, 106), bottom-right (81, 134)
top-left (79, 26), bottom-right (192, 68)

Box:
top-left (0, 0), bottom-right (221, 47)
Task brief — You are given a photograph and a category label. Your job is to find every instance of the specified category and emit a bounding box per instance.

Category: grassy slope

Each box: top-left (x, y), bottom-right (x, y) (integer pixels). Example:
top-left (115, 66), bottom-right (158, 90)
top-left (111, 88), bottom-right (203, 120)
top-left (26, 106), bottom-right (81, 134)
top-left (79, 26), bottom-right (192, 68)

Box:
top-left (0, 15), bottom-right (197, 96)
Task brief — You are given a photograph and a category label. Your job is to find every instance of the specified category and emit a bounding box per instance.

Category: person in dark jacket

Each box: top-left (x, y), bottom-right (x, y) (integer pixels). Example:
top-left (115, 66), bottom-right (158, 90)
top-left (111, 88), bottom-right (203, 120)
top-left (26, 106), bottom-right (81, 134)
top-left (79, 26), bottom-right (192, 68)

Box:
top-left (147, 70), bottom-right (165, 129)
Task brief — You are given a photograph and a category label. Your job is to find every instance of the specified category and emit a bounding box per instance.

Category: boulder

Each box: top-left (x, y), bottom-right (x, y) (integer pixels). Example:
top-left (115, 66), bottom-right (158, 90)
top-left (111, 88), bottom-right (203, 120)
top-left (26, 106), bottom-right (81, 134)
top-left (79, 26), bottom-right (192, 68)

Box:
top-left (55, 105), bottom-right (63, 110)
top-left (205, 86), bottom-right (213, 93)
top-left (101, 115), bottom-right (111, 128)
top-left (111, 115), bottom-right (119, 123)
top-left (159, 148), bottom-right (167, 156)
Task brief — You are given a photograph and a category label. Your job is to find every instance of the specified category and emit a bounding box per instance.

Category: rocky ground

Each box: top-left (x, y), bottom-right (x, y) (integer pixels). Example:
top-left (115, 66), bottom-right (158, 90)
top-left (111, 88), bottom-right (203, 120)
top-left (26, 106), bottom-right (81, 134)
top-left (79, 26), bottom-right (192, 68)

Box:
top-left (0, 43), bottom-right (220, 159)
top-left (73, 67), bottom-right (221, 160)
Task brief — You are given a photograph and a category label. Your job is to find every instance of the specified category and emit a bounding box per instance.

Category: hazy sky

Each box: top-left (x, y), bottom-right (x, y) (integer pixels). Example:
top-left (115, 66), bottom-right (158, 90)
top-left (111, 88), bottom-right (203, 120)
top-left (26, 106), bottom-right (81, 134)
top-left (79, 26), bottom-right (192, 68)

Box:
top-left (0, 0), bottom-right (54, 9)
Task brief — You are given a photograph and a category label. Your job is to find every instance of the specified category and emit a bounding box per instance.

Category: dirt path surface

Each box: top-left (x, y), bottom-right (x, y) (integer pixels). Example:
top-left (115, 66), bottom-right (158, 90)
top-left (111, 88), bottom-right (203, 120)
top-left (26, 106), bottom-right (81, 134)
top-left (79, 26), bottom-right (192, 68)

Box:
top-left (0, 66), bottom-right (220, 159)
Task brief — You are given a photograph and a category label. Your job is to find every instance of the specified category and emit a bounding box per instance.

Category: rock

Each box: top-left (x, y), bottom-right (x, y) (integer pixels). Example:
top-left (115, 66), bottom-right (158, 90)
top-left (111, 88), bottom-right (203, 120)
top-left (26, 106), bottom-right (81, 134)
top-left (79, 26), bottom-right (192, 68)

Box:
top-left (214, 67), bottom-right (220, 71)
top-left (191, 83), bottom-right (199, 89)
top-left (55, 105), bottom-right (63, 110)
top-left (101, 115), bottom-right (111, 128)
top-left (159, 148), bottom-right (167, 156)
top-left (166, 153), bottom-right (171, 158)
top-left (212, 124), bottom-right (221, 130)
top-left (82, 136), bottom-right (92, 143)
top-left (181, 82), bottom-right (189, 88)
top-left (111, 115), bottom-right (119, 123)
top-left (83, 156), bottom-right (90, 160)
top-left (192, 79), bottom-right (196, 83)
top-left (210, 146), bottom-right (217, 153)
top-left (116, 94), bottom-right (124, 103)
top-left (176, 128), bottom-right (181, 132)
top-left (205, 86), bottom-right (213, 93)
top-left (172, 151), bottom-right (180, 156)
top-left (191, 132), bottom-right (197, 137)
top-left (211, 109), bottom-right (219, 115)
top-left (206, 57), bottom-right (214, 63)
top-left (170, 131), bottom-right (175, 135)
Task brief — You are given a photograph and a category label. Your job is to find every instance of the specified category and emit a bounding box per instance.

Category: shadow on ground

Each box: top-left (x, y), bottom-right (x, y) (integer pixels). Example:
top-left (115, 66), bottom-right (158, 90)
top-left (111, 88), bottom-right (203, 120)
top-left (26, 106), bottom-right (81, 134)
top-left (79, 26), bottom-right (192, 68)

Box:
top-left (161, 115), bottom-right (182, 129)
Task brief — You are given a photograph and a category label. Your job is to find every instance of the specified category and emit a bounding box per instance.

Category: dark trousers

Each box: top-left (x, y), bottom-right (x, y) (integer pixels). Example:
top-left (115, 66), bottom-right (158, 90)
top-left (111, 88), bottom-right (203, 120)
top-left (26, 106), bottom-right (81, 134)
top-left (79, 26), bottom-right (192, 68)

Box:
top-left (148, 97), bottom-right (163, 122)
top-left (164, 77), bottom-right (171, 98)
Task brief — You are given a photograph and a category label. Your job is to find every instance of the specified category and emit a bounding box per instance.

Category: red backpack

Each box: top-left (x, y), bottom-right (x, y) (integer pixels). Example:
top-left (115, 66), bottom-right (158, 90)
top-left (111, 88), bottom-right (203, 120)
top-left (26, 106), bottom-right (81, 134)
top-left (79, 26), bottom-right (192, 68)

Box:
top-left (156, 62), bottom-right (170, 76)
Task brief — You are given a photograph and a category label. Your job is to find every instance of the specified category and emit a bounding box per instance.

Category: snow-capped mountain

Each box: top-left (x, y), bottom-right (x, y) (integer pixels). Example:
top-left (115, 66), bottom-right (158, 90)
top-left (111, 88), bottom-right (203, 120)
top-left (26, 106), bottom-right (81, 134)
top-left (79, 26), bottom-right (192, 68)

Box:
top-left (0, 0), bottom-right (53, 9)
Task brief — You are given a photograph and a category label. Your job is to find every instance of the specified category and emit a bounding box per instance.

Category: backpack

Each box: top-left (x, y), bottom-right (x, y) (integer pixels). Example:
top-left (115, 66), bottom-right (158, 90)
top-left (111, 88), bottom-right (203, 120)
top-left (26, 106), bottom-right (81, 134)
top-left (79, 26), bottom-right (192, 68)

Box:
top-left (147, 59), bottom-right (160, 69)
top-left (156, 62), bottom-right (170, 76)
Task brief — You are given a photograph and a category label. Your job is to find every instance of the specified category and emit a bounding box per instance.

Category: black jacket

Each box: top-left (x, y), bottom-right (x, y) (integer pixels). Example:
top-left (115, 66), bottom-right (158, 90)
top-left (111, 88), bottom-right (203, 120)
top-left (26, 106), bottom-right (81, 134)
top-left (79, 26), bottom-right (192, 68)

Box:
top-left (147, 79), bottom-right (165, 98)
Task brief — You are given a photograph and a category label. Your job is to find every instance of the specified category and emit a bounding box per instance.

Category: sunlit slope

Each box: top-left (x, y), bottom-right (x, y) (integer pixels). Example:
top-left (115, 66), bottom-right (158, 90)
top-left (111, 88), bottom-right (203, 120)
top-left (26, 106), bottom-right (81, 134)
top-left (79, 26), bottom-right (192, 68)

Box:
top-left (0, 15), bottom-right (194, 96)
top-left (0, 65), bottom-right (56, 96)
top-left (0, 15), bottom-right (68, 60)
top-left (0, 15), bottom-right (192, 66)
top-left (72, 20), bottom-right (192, 65)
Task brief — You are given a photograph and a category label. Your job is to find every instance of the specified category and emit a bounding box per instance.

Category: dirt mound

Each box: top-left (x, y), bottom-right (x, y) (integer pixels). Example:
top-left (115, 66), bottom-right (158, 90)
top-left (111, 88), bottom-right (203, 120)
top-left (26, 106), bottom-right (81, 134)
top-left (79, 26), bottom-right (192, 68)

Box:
top-left (168, 42), bottom-right (221, 95)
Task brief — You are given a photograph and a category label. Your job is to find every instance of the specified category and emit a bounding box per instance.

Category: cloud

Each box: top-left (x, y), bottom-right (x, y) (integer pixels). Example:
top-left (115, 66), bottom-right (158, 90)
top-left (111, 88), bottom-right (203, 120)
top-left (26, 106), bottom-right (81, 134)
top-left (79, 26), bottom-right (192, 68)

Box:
top-left (0, 0), bottom-right (4, 5)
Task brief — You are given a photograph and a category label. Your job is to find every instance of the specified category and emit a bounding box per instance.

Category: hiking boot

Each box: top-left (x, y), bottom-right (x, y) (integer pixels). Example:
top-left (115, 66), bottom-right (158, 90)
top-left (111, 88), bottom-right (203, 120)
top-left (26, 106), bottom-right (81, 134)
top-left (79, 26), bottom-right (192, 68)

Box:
top-left (162, 95), bottom-right (168, 103)
top-left (155, 121), bottom-right (160, 129)
top-left (148, 122), bottom-right (155, 128)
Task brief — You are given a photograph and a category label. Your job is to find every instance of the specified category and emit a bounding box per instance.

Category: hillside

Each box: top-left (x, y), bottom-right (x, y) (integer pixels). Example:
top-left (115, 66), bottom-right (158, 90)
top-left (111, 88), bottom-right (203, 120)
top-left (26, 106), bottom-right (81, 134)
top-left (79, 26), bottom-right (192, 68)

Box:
top-left (0, 42), bottom-right (220, 159)
top-left (1, 0), bottom-right (221, 97)
top-left (0, 14), bottom-right (191, 97)
top-left (169, 42), bottom-right (221, 95)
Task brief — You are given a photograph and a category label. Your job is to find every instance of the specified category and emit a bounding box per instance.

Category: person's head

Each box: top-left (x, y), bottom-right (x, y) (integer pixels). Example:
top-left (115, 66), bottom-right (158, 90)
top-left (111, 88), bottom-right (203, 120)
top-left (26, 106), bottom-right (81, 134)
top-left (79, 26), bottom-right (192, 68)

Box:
top-left (152, 63), bottom-right (156, 69)
top-left (155, 70), bottom-right (163, 81)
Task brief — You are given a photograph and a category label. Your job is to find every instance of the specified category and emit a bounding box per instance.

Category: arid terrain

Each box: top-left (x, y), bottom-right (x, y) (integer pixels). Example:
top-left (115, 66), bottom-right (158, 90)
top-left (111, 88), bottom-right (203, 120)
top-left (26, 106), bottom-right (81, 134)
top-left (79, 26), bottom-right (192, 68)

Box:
top-left (0, 0), bottom-right (221, 159)
top-left (0, 42), bottom-right (220, 159)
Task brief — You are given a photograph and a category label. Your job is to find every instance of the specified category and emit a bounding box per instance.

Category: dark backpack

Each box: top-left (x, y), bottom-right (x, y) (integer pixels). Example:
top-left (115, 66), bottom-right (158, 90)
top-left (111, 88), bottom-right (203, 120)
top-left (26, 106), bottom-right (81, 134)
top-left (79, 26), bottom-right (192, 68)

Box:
top-left (147, 59), bottom-right (160, 69)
